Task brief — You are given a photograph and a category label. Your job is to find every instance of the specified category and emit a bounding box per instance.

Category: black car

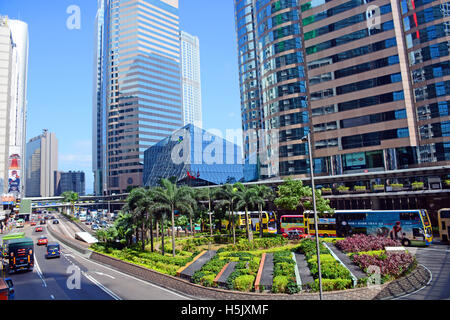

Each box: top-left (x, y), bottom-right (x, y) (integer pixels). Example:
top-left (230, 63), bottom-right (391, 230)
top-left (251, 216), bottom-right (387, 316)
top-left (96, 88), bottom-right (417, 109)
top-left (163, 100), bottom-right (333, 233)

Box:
top-left (52, 219), bottom-right (59, 224)
top-left (45, 243), bottom-right (61, 259)
top-left (40, 220), bottom-right (46, 225)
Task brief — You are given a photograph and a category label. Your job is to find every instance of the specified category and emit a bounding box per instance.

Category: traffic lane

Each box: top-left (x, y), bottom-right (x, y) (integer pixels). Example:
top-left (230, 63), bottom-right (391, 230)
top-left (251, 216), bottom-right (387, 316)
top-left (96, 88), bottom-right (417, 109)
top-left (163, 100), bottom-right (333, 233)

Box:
top-left (64, 247), bottom-right (193, 300)
top-left (399, 246), bottom-right (450, 300)
top-left (35, 226), bottom-right (116, 300)
top-left (14, 225), bottom-right (115, 300)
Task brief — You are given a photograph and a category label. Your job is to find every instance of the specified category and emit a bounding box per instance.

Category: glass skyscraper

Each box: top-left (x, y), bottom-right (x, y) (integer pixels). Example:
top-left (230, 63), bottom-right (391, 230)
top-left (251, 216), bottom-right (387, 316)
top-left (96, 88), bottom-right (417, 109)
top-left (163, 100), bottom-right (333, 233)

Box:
top-left (93, 0), bottom-right (183, 194)
top-left (234, 0), bottom-right (450, 182)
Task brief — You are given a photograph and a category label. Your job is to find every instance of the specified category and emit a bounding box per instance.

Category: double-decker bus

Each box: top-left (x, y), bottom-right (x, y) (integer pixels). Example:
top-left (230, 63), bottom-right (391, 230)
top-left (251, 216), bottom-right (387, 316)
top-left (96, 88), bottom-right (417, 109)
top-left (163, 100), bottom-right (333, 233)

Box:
top-left (280, 215), bottom-right (307, 234)
top-left (334, 210), bottom-right (433, 246)
top-left (307, 218), bottom-right (337, 238)
top-left (438, 208), bottom-right (450, 242)
top-left (247, 211), bottom-right (277, 234)
top-left (221, 211), bottom-right (277, 234)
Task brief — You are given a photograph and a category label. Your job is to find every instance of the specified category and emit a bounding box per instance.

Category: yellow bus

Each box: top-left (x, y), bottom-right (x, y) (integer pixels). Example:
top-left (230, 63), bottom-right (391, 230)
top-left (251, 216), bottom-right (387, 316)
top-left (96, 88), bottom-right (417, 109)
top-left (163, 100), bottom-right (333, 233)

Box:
top-left (307, 217), bottom-right (337, 238)
top-left (221, 211), bottom-right (277, 234)
top-left (438, 208), bottom-right (450, 242)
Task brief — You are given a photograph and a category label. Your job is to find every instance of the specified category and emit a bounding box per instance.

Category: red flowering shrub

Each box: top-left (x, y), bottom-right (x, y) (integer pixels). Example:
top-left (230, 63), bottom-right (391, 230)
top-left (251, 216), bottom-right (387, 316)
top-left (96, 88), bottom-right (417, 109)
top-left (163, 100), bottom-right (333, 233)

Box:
top-left (335, 234), bottom-right (401, 253)
top-left (352, 253), bottom-right (416, 278)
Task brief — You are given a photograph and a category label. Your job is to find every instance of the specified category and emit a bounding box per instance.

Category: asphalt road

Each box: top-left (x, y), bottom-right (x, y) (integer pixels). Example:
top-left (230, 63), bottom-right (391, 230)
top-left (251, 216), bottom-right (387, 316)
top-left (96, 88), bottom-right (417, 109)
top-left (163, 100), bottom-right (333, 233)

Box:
top-left (5, 223), bottom-right (192, 301)
top-left (397, 244), bottom-right (450, 300)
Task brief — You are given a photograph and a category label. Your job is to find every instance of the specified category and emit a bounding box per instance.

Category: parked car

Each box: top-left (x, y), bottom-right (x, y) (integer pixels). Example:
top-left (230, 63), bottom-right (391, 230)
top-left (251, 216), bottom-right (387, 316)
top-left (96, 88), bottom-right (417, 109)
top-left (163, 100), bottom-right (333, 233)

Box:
top-left (40, 220), bottom-right (46, 225)
top-left (91, 224), bottom-right (99, 231)
top-left (35, 227), bottom-right (43, 232)
top-left (52, 219), bottom-right (59, 225)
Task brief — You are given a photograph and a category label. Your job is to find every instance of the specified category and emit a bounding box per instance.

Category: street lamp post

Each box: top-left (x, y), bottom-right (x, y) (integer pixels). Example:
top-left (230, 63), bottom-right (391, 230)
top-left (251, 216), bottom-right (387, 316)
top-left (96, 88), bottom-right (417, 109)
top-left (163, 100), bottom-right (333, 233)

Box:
top-left (303, 133), bottom-right (323, 300)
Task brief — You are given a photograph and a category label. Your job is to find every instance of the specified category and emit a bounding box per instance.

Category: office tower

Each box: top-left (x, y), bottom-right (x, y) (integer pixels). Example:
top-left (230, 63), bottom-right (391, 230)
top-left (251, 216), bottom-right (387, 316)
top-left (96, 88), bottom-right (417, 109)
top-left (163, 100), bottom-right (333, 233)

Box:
top-left (234, 0), bottom-right (308, 179)
top-left (93, 0), bottom-right (183, 195)
top-left (180, 31), bottom-right (202, 128)
top-left (55, 171), bottom-right (86, 196)
top-left (25, 130), bottom-right (58, 197)
top-left (0, 16), bottom-right (29, 197)
top-left (93, 0), bottom-right (106, 196)
top-left (233, 0), bottom-right (450, 182)
top-left (7, 19), bottom-right (29, 197)
top-left (0, 16), bottom-right (13, 194)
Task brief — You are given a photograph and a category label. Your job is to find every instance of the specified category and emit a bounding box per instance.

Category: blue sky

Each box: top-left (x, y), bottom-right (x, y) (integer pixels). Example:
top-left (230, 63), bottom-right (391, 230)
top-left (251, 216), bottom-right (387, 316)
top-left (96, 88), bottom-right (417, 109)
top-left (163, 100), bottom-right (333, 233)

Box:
top-left (0, 0), bottom-right (242, 194)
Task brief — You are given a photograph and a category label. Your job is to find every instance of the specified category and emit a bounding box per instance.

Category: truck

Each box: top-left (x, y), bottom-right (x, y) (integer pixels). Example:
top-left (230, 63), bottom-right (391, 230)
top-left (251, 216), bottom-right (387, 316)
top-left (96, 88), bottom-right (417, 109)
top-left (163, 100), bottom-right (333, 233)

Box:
top-left (2, 233), bottom-right (34, 274)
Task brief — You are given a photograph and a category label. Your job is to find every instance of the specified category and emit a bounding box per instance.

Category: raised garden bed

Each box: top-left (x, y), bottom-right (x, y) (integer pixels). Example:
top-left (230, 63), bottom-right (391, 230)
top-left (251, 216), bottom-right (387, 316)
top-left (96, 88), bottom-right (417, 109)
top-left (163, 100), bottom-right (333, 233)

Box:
top-left (335, 235), bottom-right (417, 284)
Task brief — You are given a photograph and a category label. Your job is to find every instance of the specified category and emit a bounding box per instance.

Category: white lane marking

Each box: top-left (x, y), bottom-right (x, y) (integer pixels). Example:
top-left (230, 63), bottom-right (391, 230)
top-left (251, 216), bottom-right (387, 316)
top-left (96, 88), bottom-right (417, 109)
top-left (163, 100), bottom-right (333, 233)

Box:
top-left (34, 259), bottom-right (48, 288)
top-left (58, 221), bottom-right (74, 238)
top-left (67, 249), bottom-right (191, 300)
top-left (94, 271), bottom-right (116, 279)
top-left (82, 272), bottom-right (121, 300)
top-left (392, 264), bottom-right (433, 300)
top-left (417, 247), bottom-right (450, 253)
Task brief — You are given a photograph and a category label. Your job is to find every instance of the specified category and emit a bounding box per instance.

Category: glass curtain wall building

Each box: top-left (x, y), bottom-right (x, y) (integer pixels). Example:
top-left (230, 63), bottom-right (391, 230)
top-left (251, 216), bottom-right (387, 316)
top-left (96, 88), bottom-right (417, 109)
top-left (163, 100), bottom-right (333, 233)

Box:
top-left (94, 0), bottom-right (183, 194)
top-left (234, 0), bottom-right (450, 182)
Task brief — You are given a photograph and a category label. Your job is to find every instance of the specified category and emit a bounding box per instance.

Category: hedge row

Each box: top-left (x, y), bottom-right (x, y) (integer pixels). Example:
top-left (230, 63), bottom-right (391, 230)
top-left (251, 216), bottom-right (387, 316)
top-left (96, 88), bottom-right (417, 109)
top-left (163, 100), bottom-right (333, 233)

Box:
top-left (297, 239), bottom-right (353, 291)
top-left (272, 250), bottom-right (300, 294)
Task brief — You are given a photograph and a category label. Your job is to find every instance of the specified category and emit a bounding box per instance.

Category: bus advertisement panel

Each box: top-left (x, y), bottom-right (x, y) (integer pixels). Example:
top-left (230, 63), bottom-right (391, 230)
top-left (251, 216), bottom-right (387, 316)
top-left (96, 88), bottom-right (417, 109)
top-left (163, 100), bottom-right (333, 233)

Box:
top-left (335, 210), bottom-right (433, 246)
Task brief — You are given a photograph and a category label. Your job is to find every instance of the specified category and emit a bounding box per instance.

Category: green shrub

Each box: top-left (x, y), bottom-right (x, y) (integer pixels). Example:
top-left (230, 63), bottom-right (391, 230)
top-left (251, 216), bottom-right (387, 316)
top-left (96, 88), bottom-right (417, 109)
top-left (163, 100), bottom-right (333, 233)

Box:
top-left (272, 276), bottom-right (289, 293)
top-left (312, 278), bottom-right (352, 291)
top-left (201, 274), bottom-right (217, 287)
top-left (233, 275), bottom-right (255, 292)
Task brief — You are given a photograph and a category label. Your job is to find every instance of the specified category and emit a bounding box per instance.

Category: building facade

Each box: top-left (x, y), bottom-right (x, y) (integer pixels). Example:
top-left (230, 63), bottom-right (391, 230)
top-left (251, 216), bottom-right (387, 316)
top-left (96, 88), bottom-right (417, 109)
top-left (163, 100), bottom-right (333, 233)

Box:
top-left (55, 171), bottom-right (86, 196)
top-left (180, 31), bottom-right (203, 128)
top-left (93, 0), bottom-right (184, 195)
top-left (233, 0), bottom-right (450, 189)
top-left (25, 130), bottom-right (58, 197)
top-left (0, 16), bottom-right (13, 195)
top-left (0, 16), bottom-right (29, 197)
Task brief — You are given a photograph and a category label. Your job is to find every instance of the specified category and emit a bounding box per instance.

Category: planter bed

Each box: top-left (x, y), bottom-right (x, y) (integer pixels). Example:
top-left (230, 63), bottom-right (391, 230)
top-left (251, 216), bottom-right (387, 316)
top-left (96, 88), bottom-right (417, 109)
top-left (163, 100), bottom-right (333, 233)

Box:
top-left (297, 239), bottom-right (354, 292)
top-left (335, 235), bottom-right (417, 284)
top-left (271, 251), bottom-right (300, 294)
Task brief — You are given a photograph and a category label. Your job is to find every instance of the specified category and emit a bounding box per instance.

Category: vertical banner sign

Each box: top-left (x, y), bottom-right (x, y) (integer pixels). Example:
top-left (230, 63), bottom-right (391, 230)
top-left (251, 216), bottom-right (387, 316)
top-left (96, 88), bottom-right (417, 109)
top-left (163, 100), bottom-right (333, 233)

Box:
top-left (8, 154), bottom-right (21, 194)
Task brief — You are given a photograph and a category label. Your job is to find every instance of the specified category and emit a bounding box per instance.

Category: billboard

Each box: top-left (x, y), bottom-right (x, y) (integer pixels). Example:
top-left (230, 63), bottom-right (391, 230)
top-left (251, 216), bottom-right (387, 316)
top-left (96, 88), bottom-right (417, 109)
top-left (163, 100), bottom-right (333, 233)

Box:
top-left (8, 154), bottom-right (20, 194)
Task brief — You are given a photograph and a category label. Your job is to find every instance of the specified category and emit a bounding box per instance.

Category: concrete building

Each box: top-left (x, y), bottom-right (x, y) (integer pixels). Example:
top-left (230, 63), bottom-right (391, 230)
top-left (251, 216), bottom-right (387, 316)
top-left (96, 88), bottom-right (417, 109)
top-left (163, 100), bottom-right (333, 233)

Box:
top-left (93, 0), bottom-right (183, 195)
top-left (25, 130), bottom-right (58, 197)
top-left (55, 171), bottom-right (85, 196)
top-left (0, 16), bottom-right (13, 195)
top-left (0, 16), bottom-right (29, 197)
top-left (180, 31), bottom-right (203, 128)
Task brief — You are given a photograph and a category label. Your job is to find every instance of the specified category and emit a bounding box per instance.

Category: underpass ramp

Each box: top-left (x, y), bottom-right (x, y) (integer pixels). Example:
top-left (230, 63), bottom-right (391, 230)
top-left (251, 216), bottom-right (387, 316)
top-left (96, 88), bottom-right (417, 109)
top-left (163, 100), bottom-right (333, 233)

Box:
top-left (75, 232), bottom-right (98, 244)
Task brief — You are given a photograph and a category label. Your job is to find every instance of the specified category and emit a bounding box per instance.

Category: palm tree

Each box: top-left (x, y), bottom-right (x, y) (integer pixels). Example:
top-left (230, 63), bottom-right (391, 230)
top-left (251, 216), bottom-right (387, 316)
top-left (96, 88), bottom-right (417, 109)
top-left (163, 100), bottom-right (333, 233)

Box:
top-left (114, 212), bottom-right (134, 246)
top-left (125, 188), bottom-right (152, 252)
top-left (62, 191), bottom-right (78, 216)
top-left (215, 184), bottom-right (238, 245)
top-left (253, 185), bottom-right (274, 238)
top-left (151, 179), bottom-right (196, 257)
top-left (196, 187), bottom-right (218, 237)
top-left (234, 183), bottom-right (261, 242)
